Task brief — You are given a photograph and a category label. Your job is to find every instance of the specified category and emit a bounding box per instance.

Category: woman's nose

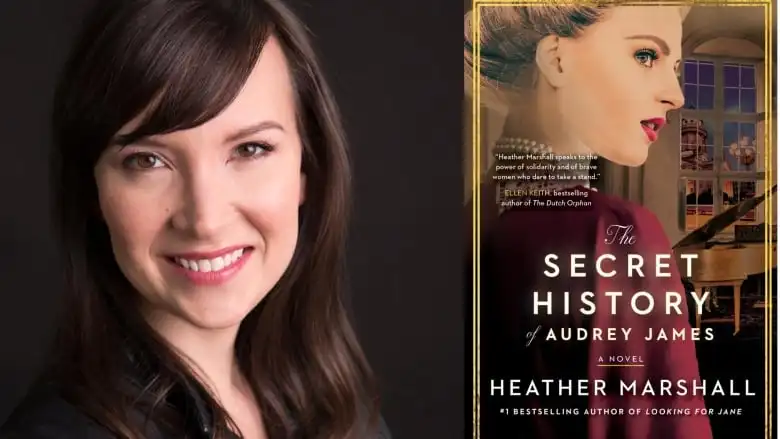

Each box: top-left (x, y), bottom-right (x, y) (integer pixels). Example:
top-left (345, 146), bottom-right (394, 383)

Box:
top-left (169, 171), bottom-right (233, 239)
top-left (660, 71), bottom-right (685, 111)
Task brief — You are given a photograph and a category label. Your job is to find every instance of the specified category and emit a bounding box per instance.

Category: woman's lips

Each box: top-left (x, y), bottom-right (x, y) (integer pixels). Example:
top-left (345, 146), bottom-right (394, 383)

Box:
top-left (165, 246), bottom-right (254, 286)
top-left (640, 117), bottom-right (666, 143)
top-left (641, 123), bottom-right (659, 142)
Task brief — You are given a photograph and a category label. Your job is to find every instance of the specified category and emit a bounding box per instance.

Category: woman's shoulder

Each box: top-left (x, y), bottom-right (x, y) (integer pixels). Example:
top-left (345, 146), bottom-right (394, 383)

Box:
top-left (0, 385), bottom-right (113, 439)
top-left (2, 384), bottom-right (392, 439)
top-left (583, 189), bottom-right (669, 244)
top-left (483, 186), bottom-right (667, 259)
top-left (588, 187), bottom-right (658, 221)
top-left (487, 188), bottom-right (609, 241)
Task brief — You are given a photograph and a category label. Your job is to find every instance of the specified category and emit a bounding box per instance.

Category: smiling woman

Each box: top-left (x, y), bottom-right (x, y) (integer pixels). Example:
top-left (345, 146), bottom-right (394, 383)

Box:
top-left (0, 0), bottom-right (389, 438)
top-left (94, 37), bottom-right (306, 335)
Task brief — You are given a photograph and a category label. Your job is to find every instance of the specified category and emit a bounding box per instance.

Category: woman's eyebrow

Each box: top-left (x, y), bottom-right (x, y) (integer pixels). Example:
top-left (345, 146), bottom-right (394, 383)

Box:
top-left (625, 34), bottom-right (670, 56)
top-left (109, 120), bottom-right (287, 148)
top-left (224, 120), bottom-right (286, 143)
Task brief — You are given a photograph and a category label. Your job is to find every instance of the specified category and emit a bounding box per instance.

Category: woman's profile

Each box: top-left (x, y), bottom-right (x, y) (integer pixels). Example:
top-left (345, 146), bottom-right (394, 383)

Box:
top-left (467, 5), bottom-right (713, 439)
top-left (1, 0), bottom-right (390, 438)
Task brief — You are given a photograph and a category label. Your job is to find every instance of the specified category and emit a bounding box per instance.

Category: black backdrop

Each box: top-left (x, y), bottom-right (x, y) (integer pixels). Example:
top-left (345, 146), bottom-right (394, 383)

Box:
top-left (0, 1), bottom-right (465, 438)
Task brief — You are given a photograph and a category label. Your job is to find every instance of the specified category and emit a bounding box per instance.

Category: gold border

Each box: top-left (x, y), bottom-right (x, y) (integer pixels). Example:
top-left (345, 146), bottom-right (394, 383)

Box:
top-left (469, 2), bottom-right (775, 438)
top-left (762, 1), bottom-right (773, 435)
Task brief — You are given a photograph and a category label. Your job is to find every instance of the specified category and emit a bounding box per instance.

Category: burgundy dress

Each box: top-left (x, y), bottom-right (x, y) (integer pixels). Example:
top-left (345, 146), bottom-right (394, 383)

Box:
top-left (479, 185), bottom-right (713, 439)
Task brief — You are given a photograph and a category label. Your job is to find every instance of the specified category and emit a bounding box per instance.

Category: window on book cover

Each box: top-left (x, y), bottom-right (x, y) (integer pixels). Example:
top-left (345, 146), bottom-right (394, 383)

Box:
top-left (683, 60), bottom-right (715, 110)
top-left (682, 61), bottom-right (757, 113)
top-left (684, 179), bottom-right (714, 231)
top-left (723, 180), bottom-right (759, 229)
top-left (723, 63), bottom-right (757, 113)
top-left (680, 118), bottom-right (714, 171)
top-left (678, 118), bottom-right (759, 173)
top-left (678, 55), bottom-right (764, 233)
top-left (723, 121), bottom-right (758, 172)
top-left (683, 178), bottom-right (761, 232)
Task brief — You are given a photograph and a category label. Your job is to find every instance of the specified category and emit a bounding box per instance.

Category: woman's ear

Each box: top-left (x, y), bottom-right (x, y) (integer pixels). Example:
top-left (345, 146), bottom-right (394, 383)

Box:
top-left (535, 35), bottom-right (567, 88)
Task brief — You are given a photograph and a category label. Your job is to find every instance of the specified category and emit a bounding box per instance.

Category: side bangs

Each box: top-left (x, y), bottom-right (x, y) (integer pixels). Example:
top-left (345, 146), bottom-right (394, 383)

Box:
top-left (114, 24), bottom-right (274, 146)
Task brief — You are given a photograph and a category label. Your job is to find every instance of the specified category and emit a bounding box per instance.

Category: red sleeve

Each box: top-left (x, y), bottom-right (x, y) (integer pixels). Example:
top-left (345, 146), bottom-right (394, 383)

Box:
top-left (480, 206), bottom-right (600, 438)
top-left (588, 203), bottom-right (713, 439)
top-left (480, 193), bottom-right (713, 439)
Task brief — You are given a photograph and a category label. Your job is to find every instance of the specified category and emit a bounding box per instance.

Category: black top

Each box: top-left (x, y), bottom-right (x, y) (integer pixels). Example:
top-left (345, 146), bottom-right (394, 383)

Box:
top-left (1, 378), bottom-right (391, 439)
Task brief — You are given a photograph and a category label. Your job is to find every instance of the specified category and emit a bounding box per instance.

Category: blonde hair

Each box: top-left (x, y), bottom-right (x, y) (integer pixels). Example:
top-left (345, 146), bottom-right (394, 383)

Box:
top-left (464, 6), bottom-right (609, 89)
top-left (464, 5), bottom-right (691, 91)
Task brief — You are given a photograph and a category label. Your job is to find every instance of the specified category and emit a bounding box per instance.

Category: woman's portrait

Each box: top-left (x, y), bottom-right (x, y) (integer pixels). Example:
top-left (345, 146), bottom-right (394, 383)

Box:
top-left (0, 0), bottom-right (393, 437)
top-left (466, 5), bottom-right (717, 439)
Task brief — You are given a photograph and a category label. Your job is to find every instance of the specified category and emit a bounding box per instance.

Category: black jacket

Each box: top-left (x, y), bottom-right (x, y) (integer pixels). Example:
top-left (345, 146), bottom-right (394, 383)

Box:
top-left (0, 382), bottom-right (392, 439)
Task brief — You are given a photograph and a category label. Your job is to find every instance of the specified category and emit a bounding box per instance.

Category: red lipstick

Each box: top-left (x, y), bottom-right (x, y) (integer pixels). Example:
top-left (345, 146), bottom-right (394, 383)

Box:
top-left (641, 117), bottom-right (666, 143)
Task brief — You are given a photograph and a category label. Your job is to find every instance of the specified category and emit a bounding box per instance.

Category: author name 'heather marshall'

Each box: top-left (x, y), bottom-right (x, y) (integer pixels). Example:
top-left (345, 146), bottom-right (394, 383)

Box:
top-left (490, 379), bottom-right (756, 397)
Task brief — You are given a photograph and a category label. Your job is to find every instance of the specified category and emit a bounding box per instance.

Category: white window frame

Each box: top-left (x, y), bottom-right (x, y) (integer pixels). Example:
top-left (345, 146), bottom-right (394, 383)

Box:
top-left (678, 53), bottom-right (765, 235)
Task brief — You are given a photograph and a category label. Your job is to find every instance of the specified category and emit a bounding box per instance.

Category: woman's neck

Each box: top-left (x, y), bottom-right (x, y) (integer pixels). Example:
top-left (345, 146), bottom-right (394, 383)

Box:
top-left (501, 86), bottom-right (591, 156)
top-left (145, 311), bottom-right (244, 400)
top-left (142, 311), bottom-right (266, 437)
top-left (497, 88), bottom-right (595, 188)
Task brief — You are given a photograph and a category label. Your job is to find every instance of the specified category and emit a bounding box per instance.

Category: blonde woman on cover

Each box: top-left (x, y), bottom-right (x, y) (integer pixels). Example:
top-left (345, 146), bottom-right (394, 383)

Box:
top-left (466, 5), bottom-right (713, 439)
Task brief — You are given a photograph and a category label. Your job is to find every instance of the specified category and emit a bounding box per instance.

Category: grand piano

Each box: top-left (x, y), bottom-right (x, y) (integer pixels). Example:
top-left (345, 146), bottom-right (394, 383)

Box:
top-left (673, 185), bottom-right (777, 334)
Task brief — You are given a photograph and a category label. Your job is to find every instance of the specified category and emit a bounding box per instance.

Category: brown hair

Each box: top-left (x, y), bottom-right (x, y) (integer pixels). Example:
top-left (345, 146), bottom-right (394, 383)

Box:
top-left (48, 0), bottom-right (377, 438)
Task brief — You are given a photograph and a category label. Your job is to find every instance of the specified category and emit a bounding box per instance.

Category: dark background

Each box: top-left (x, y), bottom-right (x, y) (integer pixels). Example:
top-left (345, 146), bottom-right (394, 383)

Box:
top-left (0, 1), bottom-right (465, 438)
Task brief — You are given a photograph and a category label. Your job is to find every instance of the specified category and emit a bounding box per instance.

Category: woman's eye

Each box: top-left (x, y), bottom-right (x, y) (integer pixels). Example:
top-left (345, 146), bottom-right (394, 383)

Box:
top-left (122, 153), bottom-right (164, 170)
top-left (232, 142), bottom-right (272, 160)
top-left (634, 48), bottom-right (659, 68)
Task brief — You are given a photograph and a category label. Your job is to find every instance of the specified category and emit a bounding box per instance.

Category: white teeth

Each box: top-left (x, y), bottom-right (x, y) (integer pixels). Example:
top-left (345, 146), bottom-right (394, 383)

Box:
top-left (174, 248), bottom-right (246, 273)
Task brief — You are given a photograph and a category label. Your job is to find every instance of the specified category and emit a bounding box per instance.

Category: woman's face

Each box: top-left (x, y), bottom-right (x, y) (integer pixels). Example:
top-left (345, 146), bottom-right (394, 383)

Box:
top-left (555, 6), bottom-right (685, 166)
top-left (94, 37), bottom-right (305, 331)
